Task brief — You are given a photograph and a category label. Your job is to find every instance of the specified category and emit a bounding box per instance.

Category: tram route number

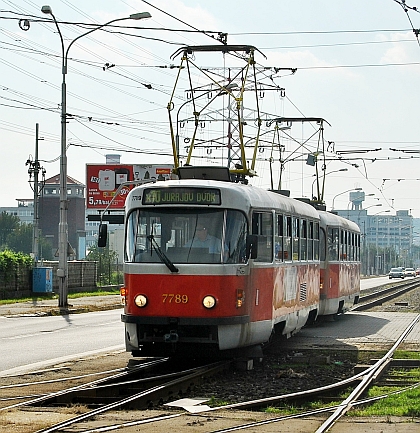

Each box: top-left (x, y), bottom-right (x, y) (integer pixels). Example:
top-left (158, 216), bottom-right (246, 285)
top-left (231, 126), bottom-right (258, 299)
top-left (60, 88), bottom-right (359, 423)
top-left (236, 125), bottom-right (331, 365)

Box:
top-left (162, 293), bottom-right (188, 304)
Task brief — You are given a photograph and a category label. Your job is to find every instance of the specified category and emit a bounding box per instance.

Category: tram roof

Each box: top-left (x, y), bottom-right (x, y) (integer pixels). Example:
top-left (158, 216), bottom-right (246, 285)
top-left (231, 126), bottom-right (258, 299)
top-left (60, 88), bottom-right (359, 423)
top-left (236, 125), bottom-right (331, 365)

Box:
top-left (318, 210), bottom-right (361, 233)
top-left (128, 179), bottom-right (320, 220)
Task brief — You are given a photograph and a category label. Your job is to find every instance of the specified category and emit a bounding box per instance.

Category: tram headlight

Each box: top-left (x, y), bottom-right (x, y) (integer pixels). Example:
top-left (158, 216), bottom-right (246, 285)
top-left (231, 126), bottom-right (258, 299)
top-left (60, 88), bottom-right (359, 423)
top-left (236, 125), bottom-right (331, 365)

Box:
top-left (202, 295), bottom-right (216, 309)
top-left (134, 294), bottom-right (148, 308)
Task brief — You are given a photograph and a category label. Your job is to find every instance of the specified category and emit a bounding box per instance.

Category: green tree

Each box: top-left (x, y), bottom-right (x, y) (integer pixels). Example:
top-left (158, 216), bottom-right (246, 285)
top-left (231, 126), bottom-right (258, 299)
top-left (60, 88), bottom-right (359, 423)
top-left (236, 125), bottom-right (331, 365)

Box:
top-left (6, 223), bottom-right (32, 254)
top-left (86, 242), bottom-right (120, 285)
top-left (0, 211), bottom-right (20, 247)
top-left (39, 236), bottom-right (54, 260)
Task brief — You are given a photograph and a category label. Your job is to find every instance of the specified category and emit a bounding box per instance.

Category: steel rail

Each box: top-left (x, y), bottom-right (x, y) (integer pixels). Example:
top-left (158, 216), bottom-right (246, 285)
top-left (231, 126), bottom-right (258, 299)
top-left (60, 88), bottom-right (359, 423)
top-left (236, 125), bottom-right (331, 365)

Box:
top-left (201, 316), bottom-right (420, 433)
top-left (34, 361), bottom-right (230, 433)
top-left (353, 280), bottom-right (420, 311)
top-left (66, 413), bottom-right (183, 433)
top-left (191, 364), bottom-right (375, 413)
top-left (205, 382), bottom-right (420, 433)
top-left (0, 367), bottom-right (126, 390)
top-left (314, 313), bottom-right (420, 432)
top-left (1, 357), bottom-right (167, 412)
top-left (45, 360), bottom-right (229, 405)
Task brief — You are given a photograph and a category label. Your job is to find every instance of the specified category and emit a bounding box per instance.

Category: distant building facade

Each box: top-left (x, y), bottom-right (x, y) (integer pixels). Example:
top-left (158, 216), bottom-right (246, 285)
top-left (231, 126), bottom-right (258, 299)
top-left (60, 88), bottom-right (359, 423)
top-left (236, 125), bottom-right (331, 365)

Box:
top-left (38, 174), bottom-right (86, 259)
top-left (334, 192), bottom-right (416, 271)
top-left (0, 199), bottom-right (34, 224)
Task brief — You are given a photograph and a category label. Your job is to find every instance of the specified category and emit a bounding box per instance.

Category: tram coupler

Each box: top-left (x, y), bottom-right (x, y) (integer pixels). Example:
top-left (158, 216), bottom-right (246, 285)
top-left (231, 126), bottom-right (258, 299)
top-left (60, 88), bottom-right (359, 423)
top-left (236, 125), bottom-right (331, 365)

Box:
top-left (164, 330), bottom-right (179, 343)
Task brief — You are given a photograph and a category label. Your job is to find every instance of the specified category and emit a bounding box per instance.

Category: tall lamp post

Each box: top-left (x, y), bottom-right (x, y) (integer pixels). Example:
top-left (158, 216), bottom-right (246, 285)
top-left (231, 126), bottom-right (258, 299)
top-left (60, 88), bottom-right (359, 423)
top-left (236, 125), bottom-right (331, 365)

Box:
top-left (373, 209), bottom-right (390, 274)
top-left (357, 203), bottom-right (382, 275)
top-left (331, 187), bottom-right (362, 211)
top-left (311, 168), bottom-right (348, 201)
top-left (41, 6), bottom-right (151, 308)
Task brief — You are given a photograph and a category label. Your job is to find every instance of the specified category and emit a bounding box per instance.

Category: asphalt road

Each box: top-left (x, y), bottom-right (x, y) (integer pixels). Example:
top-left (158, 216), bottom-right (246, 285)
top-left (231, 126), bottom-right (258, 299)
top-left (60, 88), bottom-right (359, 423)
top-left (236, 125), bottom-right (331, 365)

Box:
top-left (0, 309), bottom-right (124, 376)
top-left (360, 275), bottom-right (390, 290)
top-left (361, 275), bottom-right (417, 290)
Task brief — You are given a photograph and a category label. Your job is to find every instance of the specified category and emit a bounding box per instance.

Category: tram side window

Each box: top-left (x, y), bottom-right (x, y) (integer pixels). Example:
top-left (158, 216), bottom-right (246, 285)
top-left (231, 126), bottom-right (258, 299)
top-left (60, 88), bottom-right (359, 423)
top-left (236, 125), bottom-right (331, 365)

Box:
top-left (328, 227), bottom-right (339, 261)
top-left (275, 214), bottom-right (284, 261)
top-left (252, 212), bottom-right (273, 262)
top-left (314, 222), bottom-right (319, 260)
top-left (292, 217), bottom-right (300, 261)
top-left (356, 233), bottom-right (360, 260)
top-left (340, 230), bottom-right (347, 261)
top-left (350, 232), bottom-right (354, 261)
top-left (300, 219), bottom-right (307, 260)
top-left (319, 226), bottom-right (326, 261)
top-left (308, 221), bottom-right (313, 260)
top-left (284, 216), bottom-right (292, 261)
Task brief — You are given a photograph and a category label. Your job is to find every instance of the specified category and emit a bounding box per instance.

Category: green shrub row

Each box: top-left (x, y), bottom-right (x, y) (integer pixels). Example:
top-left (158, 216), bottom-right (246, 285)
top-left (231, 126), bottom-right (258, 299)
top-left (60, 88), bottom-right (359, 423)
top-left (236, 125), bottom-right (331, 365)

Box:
top-left (0, 250), bottom-right (33, 282)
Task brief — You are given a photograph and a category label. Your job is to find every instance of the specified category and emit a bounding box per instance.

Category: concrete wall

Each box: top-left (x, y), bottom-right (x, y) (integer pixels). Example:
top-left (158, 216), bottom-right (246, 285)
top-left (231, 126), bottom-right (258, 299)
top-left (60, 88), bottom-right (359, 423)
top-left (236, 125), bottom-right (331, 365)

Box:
top-left (0, 261), bottom-right (98, 300)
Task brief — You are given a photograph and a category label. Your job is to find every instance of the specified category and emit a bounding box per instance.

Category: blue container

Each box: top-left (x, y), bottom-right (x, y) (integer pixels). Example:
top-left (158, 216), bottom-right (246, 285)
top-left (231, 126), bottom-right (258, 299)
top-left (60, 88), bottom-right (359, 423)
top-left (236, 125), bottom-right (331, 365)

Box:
top-left (32, 267), bottom-right (53, 293)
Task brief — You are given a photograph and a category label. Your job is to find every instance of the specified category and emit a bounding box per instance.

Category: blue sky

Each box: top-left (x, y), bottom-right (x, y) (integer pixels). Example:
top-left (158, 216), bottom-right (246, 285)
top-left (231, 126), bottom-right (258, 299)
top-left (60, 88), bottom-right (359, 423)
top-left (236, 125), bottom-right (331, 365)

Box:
top-left (1, 0), bottom-right (419, 217)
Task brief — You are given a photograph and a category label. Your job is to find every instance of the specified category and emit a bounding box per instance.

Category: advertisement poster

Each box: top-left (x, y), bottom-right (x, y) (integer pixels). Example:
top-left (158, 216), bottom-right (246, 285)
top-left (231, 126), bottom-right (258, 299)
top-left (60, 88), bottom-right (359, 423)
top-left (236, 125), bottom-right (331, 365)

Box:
top-left (86, 164), bottom-right (134, 210)
top-left (86, 164), bottom-right (175, 210)
top-left (133, 164), bottom-right (173, 181)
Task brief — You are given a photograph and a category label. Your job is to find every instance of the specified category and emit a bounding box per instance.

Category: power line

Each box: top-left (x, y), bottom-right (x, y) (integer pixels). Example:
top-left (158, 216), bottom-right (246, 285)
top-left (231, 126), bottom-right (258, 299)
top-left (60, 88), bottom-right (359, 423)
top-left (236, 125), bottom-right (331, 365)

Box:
top-left (230, 28), bottom-right (414, 35)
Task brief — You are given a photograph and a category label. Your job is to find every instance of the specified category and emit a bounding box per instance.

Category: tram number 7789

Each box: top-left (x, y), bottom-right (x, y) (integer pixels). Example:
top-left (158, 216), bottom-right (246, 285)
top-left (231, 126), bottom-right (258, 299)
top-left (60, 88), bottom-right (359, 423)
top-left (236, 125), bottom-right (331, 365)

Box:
top-left (162, 294), bottom-right (189, 304)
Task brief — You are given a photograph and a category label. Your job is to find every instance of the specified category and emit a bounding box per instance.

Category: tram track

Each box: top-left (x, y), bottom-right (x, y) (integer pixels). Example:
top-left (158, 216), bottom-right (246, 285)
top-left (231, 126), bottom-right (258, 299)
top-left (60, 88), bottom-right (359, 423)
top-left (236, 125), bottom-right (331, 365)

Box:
top-left (178, 313), bottom-right (420, 433)
top-left (1, 285), bottom-right (419, 432)
top-left (14, 314), bottom-right (417, 433)
top-left (0, 357), bottom-right (168, 412)
top-left (353, 278), bottom-right (420, 311)
top-left (3, 360), bottom-right (230, 433)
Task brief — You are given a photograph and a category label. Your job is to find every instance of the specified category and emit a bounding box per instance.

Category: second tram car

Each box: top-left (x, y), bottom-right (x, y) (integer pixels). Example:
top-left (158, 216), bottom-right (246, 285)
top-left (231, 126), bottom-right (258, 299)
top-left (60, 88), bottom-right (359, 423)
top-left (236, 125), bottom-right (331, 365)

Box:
top-left (318, 211), bottom-right (361, 316)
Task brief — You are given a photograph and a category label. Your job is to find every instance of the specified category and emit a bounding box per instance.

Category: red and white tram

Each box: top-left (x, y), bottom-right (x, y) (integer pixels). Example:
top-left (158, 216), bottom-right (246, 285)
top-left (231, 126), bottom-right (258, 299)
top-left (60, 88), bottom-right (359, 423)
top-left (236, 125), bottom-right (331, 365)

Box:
top-left (97, 167), bottom-right (361, 358)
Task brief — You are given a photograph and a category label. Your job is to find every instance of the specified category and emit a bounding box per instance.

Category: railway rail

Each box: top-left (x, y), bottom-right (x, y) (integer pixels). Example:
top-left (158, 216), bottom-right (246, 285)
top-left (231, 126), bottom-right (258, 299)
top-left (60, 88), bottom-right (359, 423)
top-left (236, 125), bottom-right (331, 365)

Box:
top-left (19, 361), bottom-right (230, 433)
top-left (164, 313), bottom-right (420, 433)
top-left (0, 357), bottom-right (168, 412)
top-left (353, 278), bottom-right (420, 311)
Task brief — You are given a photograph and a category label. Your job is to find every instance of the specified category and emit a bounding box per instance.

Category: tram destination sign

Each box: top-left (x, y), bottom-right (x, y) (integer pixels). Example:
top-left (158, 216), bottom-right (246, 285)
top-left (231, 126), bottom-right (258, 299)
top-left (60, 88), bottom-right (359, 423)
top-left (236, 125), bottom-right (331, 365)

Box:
top-left (143, 188), bottom-right (221, 205)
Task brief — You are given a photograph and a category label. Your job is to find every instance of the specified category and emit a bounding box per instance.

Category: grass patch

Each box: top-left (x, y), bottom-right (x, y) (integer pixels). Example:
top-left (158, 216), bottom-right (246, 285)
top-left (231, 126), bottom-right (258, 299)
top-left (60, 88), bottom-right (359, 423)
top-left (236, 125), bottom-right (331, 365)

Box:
top-left (393, 350), bottom-right (420, 360)
top-left (207, 396), bottom-right (230, 407)
top-left (0, 289), bottom-right (120, 305)
top-left (264, 398), bottom-right (345, 415)
top-left (68, 289), bottom-right (120, 298)
top-left (352, 386), bottom-right (420, 417)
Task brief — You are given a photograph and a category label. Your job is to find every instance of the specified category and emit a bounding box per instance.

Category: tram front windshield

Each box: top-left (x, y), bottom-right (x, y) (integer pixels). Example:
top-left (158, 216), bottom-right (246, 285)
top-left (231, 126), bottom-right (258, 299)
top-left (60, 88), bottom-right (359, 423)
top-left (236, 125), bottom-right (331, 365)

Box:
top-left (125, 208), bottom-right (248, 264)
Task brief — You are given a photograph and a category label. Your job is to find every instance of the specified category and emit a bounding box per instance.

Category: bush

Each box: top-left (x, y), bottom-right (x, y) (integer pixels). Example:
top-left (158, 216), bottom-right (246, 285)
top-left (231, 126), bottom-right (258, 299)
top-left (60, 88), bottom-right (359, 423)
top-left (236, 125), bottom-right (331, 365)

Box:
top-left (0, 250), bottom-right (33, 298)
top-left (0, 249), bottom-right (33, 280)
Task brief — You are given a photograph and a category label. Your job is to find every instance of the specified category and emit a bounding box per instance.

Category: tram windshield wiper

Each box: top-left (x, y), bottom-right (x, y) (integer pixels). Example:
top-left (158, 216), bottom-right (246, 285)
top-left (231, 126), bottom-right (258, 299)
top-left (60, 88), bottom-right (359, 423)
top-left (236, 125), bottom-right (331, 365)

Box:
top-left (147, 235), bottom-right (179, 273)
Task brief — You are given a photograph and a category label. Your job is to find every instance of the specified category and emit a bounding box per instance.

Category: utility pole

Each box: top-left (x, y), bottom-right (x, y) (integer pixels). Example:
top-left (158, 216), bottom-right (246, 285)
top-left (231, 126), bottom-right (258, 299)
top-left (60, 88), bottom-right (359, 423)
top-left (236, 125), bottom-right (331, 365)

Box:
top-left (26, 123), bottom-right (45, 265)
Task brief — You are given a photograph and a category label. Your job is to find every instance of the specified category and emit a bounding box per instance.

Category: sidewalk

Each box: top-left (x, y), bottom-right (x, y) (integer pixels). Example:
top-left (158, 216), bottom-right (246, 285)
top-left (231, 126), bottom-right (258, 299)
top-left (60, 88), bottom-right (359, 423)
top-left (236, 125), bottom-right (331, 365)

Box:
top-left (0, 294), bottom-right (122, 316)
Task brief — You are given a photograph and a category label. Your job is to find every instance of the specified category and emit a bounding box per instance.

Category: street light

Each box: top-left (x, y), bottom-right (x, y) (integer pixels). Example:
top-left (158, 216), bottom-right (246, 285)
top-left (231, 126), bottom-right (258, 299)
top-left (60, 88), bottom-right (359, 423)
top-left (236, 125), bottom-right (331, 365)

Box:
top-left (311, 168), bottom-right (348, 200)
top-left (357, 203), bottom-right (381, 275)
top-left (373, 210), bottom-right (390, 274)
top-left (347, 193), bottom-right (374, 211)
top-left (331, 187), bottom-right (362, 211)
top-left (41, 6), bottom-right (151, 308)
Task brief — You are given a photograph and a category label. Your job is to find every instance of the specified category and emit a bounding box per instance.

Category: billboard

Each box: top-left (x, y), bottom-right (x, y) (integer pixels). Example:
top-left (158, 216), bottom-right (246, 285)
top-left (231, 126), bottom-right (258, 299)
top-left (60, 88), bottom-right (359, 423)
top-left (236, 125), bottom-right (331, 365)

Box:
top-left (86, 164), bottom-right (174, 210)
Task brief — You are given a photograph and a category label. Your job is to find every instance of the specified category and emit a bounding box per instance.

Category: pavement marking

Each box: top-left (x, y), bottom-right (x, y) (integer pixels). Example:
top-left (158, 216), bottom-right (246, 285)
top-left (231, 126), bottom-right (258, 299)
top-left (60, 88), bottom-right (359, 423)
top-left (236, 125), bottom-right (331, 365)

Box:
top-left (0, 345), bottom-right (125, 377)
